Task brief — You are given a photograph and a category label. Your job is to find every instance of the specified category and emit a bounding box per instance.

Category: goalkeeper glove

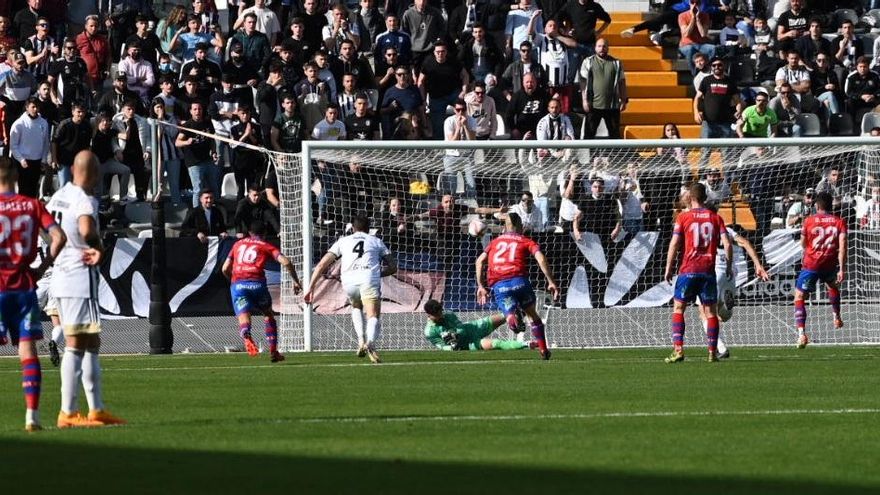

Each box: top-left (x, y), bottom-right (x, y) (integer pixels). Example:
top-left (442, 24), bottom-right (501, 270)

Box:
top-left (441, 331), bottom-right (459, 349)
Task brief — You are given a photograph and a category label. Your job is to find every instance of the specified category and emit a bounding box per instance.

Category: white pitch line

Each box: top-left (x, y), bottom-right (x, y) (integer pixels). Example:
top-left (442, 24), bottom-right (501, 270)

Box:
top-left (293, 408), bottom-right (880, 424)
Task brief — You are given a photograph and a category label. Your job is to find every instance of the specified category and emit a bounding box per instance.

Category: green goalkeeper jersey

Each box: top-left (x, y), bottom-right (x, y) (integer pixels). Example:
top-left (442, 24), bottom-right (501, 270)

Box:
top-left (424, 312), bottom-right (495, 351)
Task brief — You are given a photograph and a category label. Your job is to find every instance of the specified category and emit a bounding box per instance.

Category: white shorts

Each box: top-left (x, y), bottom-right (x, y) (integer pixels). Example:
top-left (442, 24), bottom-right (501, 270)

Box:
top-left (35, 279), bottom-right (58, 316)
top-left (57, 297), bottom-right (101, 336)
top-left (343, 282), bottom-right (381, 306)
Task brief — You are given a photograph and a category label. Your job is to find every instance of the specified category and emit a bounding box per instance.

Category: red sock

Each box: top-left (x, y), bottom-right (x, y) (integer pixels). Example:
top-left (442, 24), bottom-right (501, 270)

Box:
top-left (671, 312), bottom-right (685, 352)
top-left (264, 317), bottom-right (278, 353)
top-left (21, 357), bottom-right (40, 410)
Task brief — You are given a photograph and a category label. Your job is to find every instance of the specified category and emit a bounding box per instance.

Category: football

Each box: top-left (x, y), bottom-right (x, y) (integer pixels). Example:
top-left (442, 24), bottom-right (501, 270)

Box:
top-left (468, 218), bottom-right (486, 237)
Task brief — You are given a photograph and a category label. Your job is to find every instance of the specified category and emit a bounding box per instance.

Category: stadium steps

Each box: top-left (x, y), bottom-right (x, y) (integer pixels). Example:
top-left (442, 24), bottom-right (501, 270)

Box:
top-left (624, 124), bottom-right (701, 139)
top-left (621, 98), bottom-right (693, 125)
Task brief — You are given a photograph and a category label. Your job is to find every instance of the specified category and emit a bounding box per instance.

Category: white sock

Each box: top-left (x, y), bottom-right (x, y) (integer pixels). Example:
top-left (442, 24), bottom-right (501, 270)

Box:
top-left (81, 350), bottom-right (104, 412)
top-left (351, 309), bottom-right (365, 346)
top-left (366, 317), bottom-right (380, 346)
top-left (51, 326), bottom-right (64, 345)
top-left (26, 409), bottom-right (39, 426)
top-left (61, 348), bottom-right (84, 414)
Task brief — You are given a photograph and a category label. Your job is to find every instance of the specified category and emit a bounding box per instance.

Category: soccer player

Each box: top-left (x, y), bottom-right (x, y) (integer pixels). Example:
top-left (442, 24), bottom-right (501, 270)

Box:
top-left (475, 213), bottom-right (559, 360)
top-left (793, 192), bottom-right (846, 348)
top-left (48, 150), bottom-right (126, 428)
top-left (222, 220), bottom-right (302, 362)
top-left (663, 182), bottom-right (732, 363)
top-left (0, 159), bottom-right (66, 431)
top-left (303, 215), bottom-right (397, 363)
top-left (424, 299), bottom-right (534, 351)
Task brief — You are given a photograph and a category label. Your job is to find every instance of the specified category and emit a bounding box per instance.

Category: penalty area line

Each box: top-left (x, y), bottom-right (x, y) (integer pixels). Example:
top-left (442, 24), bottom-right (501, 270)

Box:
top-left (294, 408), bottom-right (880, 424)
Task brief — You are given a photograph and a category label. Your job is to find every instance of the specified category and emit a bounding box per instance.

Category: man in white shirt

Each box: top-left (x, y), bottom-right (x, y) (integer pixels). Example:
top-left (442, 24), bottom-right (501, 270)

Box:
top-left (47, 150), bottom-right (125, 428)
top-left (9, 96), bottom-right (49, 198)
top-left (442, 99), bottom-right (477, 198)
top-left (505, 191), bottom-right (544, 232)
top-left (311, 104), bottom-right (346, 225)
top-left (116, 40), bottom-right (154, 104)
top-left (304, 215), bottom-right (398, 363)
top-left (535, 97), bottom-right (574, 161)
top-left (774, 50), bottom-right (818, 113)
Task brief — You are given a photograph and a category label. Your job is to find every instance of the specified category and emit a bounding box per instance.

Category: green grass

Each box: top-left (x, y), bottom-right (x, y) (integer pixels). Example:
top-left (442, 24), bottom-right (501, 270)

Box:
top-left (1, 347), bottom-right (878, 494)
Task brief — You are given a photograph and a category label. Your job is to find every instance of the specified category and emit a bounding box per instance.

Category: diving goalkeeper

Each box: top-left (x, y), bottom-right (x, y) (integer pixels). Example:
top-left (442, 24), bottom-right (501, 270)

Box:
top-left (424, 300), bottom-right (533, 351)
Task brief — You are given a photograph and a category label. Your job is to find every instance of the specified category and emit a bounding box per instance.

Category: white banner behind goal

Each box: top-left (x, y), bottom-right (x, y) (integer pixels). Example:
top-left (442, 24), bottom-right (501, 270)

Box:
top-left (269, 138), bottom-right (880, 351)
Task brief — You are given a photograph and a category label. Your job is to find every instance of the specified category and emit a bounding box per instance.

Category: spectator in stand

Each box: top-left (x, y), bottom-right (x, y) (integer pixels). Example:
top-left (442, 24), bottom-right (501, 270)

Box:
top-left (169, 14), bottom-right (223, 64)
top-left (357, 0), bottom-right (382, 53)
top-left (285, 17), bottom-right (319, 67)
top-left (47, 38), bottom-right (90, 116)
top-left (34, 80), bottom-right (59, 127)
top-left (786, 188), bottom-right (815, 228)
top-left (504, 191), bottom-right (544, 232)
top-left (113, 99), bottom-right (152, 201)
top-left (22, 17), bottom-right (57, 82)
top-left (12, 0), bottom-right (41, 45)
top-left (691, 52), bottom-right (709, 91)
top-left (208, 73), bottom-right (242, 171)
top-left (117, 40), bottom-right (154, 104)
top-left (232, 13), bottom-right (272, 78)
top-left (300, 0), bottom-right (327, 56)
top-left (736, 91), bottom-right (778, 138)
top-left (677, 0), bottom-right (714, 76)
top-left (775, 0), bottom-right (809, 55)
top-left (833, 19), bottom-right (862, 71)
top-left (150, 98), bottom-right (183, 206)
top-left (845, 57), bottom-right (880, 130)
top-left (256, 64), bottom-right (282, 141)
top-left (699, 169), bottom-right (731, 209)
top-left (419, 193), bottom-right (504, 239)
top-left (223, 42), bottom-right (260, 106)
top-left (269, 39), bottom-right (304, 96)
top-left (181, 188), bottom-right (228, 241)
top-left (296, 60), bottom-right (330, 132)
top-left (715, 13), bottom-right (746, 59)
top-left (230, 104), bottom-right (265, 200)
top-left (50, 102), bottom-right (91, 186)
top-left (580, 38), bottom-right (627, 139)
top-left (535, 97), bottom-right (574, 161)
top-left (323, 3), bottom-right (360, 56)
top-left (775, 50), bottom-right (818, 113)
top-left (312, 103), bottom-right (346, 223)
top-left (235, 0), bottom-right (281, 46)
top-left (374, 13), bottom-right (411, 67)
top-left (376, 196), bottom-right (410, 250)
top-left (375, 46), bottom-right (401, 97)
top-left (506, 72), bottom-right (548, 139)
top-left (794, 18), bottom-right (831, 70)
top-left (91, 113), bottom-right (130, 200)
top-left (126, 15), bottom-right (162, 69)
top-left (418, 41), bottom-right (469, 139)
top-left (176, 75), bottom-right (210, 118)
top-left (505, 0), bottom-right (542, 59)
top-left (859, 185), bottom-right (880, 229)
top-left (0, 51), bottom-right (36, 136)
top-left (157, 5), bottom-right (188, 57)
top-left (181, 42), bottom-right (222, 94)
top-left (769, 81), bottom-right (804, 137)
top-left (391, 111), bottom-right (429, 139)
top-left (96, 71), bottom-right (141, 117)
top-left (332, 39), bottom-right (375, 91)
top-left (616, 170), bottom-right (647, 240)
top-left (0, 16), bottom-right (17, 56)
top-left (234, 185), bottom-right (281, 237)
top-left (441, 99), bottom-right (477, 197)
top-left (502, 40), bottom-right (545, 97)
top-left (271, 92), bottom-right (305, 153)
top-left (9, 97), bottom-right (49, 198)
top-left (346, 92), bottom-right (380, 140)
top-left (313, 50), bottom-right (338, 101)
top-left (557, 0), bottom-right (611, 48)
top-left (177, 100), bottom-right (220, 207)
top-left (573, 178), bottom-right (620, 307)
top-left (458, 23), bottom-right (502, 85)
top-left (694, 57), bottom-right (741, 142)
top-left (190, 0), bottom-right (221, 35)
top-left (727, 0), bottom-right (765, 45)
top-left (401, 0), bottom-right (446, 71)
top-left (657, 122), bottom-right (687, 166)
top-left (530, 14), bottom-right (578, 113)
top-left (464, 81), bottom-right (496, 140)
top-left (75, 15), bottom-right (109, 91)
top-left (811, 53), bottom-right (842, 118)
top-left (619, 0), bottom-right (718, 47)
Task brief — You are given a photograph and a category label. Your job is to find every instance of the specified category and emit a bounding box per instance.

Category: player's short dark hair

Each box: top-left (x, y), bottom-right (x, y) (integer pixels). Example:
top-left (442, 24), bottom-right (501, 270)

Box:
top-left (689, 182), bottom-right (708, 204)
top-left (249, 219), bottom-right (266, 236)
top-left (507, 212), bottom-right (523, 232)
top-left (424, 299), bottom-right (443, 316)
top-left (351, 215), bottom-right (370, 232)
top-left (0, 156), bottom-right (18, 184)
top-left (815, 192), bottom-right (833, 211)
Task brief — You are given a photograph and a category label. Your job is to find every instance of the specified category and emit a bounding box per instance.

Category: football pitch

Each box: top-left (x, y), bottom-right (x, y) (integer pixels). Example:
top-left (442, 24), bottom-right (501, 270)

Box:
top-left (1, 347), bottom-right (878, 494)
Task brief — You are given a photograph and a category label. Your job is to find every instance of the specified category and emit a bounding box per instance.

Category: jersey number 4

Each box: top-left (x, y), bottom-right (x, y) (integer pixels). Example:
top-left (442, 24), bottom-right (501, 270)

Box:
top-left (492, 241), bottom-right (519, 263)
top-left (810, 226), bottom-right (839, 250)
top-left (0, 215), bottom-right (34, 257)
top-left (352, 240), bottom-right (364, 258)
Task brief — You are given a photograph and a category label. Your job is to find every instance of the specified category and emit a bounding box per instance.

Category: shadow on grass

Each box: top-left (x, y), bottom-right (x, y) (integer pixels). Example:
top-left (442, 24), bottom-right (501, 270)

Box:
top-left (2, 439), bottom-right (875, 495)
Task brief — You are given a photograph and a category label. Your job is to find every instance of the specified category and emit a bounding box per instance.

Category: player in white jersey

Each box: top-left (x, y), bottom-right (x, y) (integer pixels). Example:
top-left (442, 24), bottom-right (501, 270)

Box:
top-left (47, 151), bottom-right (126, 428)
top-left (32, 238), bottom-right (63, 366)
top-left (304, 215), bottom-right (397, 363)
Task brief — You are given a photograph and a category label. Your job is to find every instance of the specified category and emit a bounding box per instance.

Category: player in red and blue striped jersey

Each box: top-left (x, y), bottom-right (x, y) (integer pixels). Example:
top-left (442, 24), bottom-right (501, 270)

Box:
top-left (663, 182), bottom-right (732, 363)
top-left (475, 213), bottom-right (559, 360)
top-left (222, 220), bottom-right (302, 362)
top-left (793, 192), bottom-right (847, 349)
top-left (0, 160), bottom-right (66, 431)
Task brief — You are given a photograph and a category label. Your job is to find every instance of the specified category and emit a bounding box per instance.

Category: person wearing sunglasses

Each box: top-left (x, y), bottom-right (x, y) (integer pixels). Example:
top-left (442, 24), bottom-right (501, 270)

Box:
top-left (693, 56), bottom-right (741, 145)
top-left (464, 81), bottom-right (497, 140)
top-left (22, 17), bottom-right (58, 81)
top-left (736, 90), bottom-right (778, 138)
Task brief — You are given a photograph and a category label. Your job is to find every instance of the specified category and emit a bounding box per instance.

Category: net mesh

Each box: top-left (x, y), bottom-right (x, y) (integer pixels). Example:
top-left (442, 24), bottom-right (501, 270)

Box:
top-left (269, 139), bottom-right (880, 351)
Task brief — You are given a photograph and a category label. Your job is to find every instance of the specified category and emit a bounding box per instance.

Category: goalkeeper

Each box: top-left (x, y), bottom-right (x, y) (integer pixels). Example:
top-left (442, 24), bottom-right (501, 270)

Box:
top-left (424, 300), bottom-right (532, 351)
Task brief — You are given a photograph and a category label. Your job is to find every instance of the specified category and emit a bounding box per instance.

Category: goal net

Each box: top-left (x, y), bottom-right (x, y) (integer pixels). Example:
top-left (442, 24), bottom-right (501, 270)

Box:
top-left (270, 138), bottom-right (880, 352)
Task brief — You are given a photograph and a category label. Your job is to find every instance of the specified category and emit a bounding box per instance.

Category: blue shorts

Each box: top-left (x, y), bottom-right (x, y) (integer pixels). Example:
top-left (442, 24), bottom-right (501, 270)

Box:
top-left (796, 269), bottom-right (837, 294)
top-left (0, 290), bottom-right (42, 345)
top-left (674, 273), bottom-right (717, 305)
top-left (230, 281), bottom-right (272, 316)
top-left (491, 276), bottom-right (536, 316)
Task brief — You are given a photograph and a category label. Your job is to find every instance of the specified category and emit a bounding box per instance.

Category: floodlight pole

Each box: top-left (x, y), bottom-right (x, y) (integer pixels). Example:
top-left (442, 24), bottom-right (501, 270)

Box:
top-left (149, 118), bottom-right (173, 354)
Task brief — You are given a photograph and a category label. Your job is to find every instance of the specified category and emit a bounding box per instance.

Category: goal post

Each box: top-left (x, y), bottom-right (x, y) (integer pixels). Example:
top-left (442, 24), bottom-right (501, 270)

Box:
top-left (269, 137), bottom-right (880, 352)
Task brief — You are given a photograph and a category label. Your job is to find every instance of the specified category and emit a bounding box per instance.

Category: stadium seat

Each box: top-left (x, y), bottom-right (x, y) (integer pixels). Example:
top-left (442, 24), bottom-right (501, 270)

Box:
top-left (220, 172), bottom-right (238, 200)
top-left (829, 113), bottom-right (855, 136)
top-left (795, 113), bottom-right (822, 137)
top-left (728, 56), bottom-right (757, 87)
top-left (860, 111), bottom-right (880, 135)
top-left (834, 9), bottom-right (861, 30)
top-left (124, 201), bottom-right (153, 230)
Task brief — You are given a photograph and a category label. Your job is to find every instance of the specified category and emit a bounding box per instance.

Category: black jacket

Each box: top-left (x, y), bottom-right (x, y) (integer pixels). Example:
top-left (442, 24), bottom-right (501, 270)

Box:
top-left (181, 205), bottom-right (227, 237)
